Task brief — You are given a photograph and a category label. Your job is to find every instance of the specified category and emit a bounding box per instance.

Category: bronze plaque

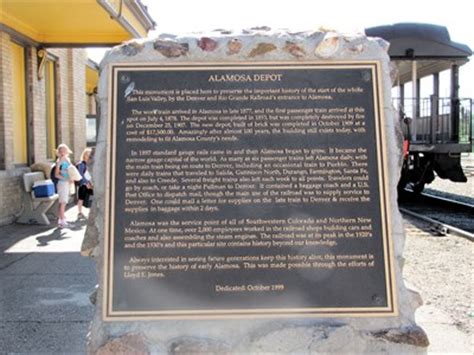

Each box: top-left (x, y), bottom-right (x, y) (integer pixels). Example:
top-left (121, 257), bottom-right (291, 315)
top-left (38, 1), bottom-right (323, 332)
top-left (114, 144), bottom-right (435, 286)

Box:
top-left (103, 63), bottom-right (396, 320)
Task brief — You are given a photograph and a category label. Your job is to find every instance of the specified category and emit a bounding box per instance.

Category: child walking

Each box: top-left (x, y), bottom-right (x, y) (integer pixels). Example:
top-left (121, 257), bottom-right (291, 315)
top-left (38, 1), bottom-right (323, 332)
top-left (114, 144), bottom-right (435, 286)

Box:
top-left (55, 144), bottom-right (73, 228)
top-left (76, 148), bottom-right (93, 220)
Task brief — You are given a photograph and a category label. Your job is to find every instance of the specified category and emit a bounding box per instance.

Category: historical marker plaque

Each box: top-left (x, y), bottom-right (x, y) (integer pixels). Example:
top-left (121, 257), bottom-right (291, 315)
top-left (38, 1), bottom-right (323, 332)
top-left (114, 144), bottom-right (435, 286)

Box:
top-left (104, 62), bottom-right (396, 320)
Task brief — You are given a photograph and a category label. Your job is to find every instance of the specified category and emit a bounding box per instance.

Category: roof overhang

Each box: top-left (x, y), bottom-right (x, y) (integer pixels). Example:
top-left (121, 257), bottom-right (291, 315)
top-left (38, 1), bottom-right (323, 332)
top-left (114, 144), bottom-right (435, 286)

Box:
top-left (365, 23), bottom-right (472, 60)
top-left (365, 23), bottom-right (472, 85)
top-left (0, 0), bottom-right (156, 47)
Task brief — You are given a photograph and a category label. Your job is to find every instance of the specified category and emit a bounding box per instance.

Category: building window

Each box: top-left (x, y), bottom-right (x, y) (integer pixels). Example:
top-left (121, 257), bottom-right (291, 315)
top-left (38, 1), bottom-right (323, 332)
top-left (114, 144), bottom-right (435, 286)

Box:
top-left (11, 41), bottom-right (28, 165)
top-left (86, 114), bottom-right (98, 146)
top-left (45, 59), bottom-right (57, 159)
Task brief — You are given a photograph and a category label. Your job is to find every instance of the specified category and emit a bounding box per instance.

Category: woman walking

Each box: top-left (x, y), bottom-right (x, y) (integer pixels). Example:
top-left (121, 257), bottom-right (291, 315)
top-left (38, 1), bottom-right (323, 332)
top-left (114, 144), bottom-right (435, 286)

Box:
top-left (76, 148), bottom-right (93, 220)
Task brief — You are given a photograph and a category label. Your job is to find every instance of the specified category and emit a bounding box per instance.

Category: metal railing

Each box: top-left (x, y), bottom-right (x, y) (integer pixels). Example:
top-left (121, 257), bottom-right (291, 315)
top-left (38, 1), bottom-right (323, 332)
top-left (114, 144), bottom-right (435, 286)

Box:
top-left (393, 97), bottom-right (472, 145)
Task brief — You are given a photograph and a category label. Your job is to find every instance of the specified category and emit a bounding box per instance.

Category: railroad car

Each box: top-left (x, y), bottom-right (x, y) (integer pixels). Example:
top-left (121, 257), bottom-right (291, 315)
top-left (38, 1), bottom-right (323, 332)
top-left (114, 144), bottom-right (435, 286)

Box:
top-left (366, 23), bottom-right (472, 193)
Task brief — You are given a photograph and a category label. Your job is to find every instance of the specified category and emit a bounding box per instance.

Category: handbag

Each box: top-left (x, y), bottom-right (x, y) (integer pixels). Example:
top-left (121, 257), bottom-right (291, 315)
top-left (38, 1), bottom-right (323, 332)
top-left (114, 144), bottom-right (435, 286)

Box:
top-left (83, 188), bottom-right (94, 208)
top-left (84, 170), bottom-right (92, 182)
top-left (67, 164), bottom-right (82, 181)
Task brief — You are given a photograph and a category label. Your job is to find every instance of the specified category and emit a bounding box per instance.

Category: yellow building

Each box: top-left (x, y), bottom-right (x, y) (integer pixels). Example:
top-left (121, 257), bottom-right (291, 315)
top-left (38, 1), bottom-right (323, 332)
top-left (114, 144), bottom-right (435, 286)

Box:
top-left (0, 0), bottom-right (156, 224)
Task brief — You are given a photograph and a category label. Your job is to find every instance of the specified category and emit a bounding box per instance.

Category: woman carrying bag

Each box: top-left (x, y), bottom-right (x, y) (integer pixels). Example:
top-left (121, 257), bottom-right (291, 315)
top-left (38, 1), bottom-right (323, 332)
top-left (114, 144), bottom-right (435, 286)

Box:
top-left (76, 148), bottom-right (94, 220)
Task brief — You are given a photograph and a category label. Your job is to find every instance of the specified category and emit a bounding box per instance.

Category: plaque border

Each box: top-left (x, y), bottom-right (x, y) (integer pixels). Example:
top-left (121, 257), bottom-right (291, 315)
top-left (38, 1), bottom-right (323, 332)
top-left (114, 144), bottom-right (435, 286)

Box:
top-left (103, 62), bottom-right (397, 321)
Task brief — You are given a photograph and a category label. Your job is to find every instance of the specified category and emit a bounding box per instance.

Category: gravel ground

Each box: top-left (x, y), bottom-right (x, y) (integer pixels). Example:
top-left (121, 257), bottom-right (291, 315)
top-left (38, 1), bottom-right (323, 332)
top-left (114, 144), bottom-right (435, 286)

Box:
top-left (398, 154), bottom-right (474, 352)
top-left (403, 214), bottom-right (473, 337)
top-left (404, 154), bottom-right (474, 337)
top-left (403, 153), bottom-right (473, 343)
top-left (425, 177), bottom-right (474, 205)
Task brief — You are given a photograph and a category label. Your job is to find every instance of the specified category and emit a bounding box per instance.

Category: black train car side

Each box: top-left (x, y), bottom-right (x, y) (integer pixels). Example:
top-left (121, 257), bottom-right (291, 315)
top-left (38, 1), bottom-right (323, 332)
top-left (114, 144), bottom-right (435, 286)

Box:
top-left (366, 23), bottom-right (472, 193)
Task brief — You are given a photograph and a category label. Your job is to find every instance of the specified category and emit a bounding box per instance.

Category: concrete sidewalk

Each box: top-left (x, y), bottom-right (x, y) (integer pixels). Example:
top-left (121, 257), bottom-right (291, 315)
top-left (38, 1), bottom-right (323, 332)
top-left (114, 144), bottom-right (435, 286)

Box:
top-left (0, 206), bottom-right (96, 354)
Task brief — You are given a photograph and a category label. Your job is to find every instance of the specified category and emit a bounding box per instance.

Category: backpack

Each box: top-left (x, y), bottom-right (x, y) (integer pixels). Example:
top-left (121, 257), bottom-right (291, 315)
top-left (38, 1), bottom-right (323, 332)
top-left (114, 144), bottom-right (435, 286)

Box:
top-left (50, 164), bottom-right (59, 192)
top-left (75, 161), bottom-right (86, 186)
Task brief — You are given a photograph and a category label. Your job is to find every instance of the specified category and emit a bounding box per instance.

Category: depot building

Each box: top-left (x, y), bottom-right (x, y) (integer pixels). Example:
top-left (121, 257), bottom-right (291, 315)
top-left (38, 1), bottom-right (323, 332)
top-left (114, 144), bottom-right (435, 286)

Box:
top-left (0, 0), bottom-right (156, 224)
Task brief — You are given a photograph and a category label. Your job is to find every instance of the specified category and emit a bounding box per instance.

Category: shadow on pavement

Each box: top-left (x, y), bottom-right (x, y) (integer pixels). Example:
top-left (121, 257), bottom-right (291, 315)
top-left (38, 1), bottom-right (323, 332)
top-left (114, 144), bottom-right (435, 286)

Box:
top-left (36, 228), bottom-right (68, 247)
top-left (0, 205), bottom-right (96, 354)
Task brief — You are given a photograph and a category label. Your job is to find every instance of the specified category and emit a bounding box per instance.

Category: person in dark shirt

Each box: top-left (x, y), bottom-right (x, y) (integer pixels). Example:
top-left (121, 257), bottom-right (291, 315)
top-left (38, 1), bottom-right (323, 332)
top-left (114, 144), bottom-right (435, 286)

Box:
top-left (76, 148), bottom-right (93, 220)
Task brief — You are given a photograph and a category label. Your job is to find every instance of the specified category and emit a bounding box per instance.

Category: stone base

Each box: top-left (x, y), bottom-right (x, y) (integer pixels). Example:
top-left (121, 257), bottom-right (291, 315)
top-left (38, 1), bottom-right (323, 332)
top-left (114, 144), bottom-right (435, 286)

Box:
top-left (84, 26), bottom-right (428, 355)
top-left (94, 325), bottom-right (428, 354)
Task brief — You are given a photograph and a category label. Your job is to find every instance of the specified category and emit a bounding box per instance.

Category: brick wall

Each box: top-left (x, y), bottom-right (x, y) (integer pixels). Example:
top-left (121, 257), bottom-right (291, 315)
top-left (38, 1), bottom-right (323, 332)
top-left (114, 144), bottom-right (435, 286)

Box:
top-left (52, 48), bottom-right (70, 152)
top-left (87, 94), bottom-right (97, 115)
top-left (0, 30), bottom-right (89, 225)
top-left (29, 46), bottom-right (47, 163)
top-left (0, 31), bottom-right (23, 225)
top-left (0, 32), bottom-right (14, 171)
top-left (69, 49), bottom-right (87, 162)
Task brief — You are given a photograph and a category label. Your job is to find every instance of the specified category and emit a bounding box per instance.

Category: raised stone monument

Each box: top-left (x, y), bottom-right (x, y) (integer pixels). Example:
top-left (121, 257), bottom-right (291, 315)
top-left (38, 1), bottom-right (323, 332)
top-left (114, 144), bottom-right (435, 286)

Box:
top-left (82, 28), bottom-right (428, 354)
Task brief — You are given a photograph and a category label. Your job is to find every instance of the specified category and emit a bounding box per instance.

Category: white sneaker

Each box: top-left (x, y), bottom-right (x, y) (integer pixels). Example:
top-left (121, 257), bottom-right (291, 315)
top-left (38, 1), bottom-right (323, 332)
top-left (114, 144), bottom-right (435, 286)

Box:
top-left (58, 219), bottom-right (70, 228)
